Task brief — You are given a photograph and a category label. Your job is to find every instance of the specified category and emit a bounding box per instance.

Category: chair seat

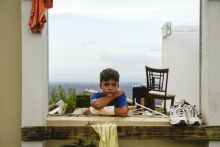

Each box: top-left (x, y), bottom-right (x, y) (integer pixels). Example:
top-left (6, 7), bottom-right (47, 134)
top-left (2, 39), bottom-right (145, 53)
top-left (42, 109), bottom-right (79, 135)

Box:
top-left (149, 91), bottom-right (175, 97)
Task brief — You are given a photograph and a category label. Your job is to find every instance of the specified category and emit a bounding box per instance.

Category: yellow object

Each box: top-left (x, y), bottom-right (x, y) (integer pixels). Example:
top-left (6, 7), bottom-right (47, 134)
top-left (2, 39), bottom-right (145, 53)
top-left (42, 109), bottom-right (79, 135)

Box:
top-left (91, 123), bottom-right (119, 147)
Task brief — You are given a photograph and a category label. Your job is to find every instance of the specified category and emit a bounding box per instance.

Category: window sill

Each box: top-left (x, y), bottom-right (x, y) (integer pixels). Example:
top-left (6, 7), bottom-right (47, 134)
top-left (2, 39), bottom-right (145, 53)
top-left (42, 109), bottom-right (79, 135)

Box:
top-left (46, 115), bottom-right (170, 126)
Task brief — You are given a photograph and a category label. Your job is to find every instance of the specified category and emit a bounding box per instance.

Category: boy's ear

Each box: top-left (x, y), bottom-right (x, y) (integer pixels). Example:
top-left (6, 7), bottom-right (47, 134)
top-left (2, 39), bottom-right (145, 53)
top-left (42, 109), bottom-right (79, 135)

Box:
top-left (99, 82), bottom-right (102, 89)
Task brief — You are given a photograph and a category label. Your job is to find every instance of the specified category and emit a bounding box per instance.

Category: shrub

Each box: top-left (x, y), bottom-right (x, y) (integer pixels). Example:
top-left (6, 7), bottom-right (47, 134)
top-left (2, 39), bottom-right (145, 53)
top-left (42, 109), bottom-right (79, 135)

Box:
top-left (49, 84), bottom-right (77, 113)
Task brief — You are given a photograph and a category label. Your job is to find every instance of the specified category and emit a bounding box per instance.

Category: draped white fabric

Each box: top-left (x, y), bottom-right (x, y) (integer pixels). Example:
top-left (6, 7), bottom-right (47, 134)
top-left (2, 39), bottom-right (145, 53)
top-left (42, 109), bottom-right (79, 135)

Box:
top-left (91, 123), bottom-right (119, 147)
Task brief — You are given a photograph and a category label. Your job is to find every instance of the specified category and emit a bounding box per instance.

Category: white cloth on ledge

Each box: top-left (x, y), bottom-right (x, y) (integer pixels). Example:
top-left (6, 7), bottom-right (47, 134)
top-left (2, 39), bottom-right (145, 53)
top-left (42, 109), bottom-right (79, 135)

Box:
top-left (91, 123), bottom-right (119, 147)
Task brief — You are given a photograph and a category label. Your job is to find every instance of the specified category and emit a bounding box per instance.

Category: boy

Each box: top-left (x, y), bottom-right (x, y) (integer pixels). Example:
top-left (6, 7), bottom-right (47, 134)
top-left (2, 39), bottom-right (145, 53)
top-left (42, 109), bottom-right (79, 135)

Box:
top-left (84, 68), bottom-right (128, 117)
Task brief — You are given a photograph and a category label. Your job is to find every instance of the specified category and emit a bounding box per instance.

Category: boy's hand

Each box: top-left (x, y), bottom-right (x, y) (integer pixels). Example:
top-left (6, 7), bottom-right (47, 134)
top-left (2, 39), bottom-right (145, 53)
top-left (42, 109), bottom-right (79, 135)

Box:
top-left (114, 89), bottom-right (124, 98)
top-left (83, 108), bottom-right (91, 116)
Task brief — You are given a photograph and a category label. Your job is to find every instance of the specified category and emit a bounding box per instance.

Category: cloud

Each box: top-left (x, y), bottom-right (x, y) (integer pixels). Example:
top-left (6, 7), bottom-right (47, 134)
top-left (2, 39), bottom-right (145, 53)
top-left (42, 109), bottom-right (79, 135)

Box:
top-left (49, 0), bottom-right (199, 82)
top-left (96, 51), bottom-right (161, 67)
top-left (149, 48), bottom-right (162, 52)
top-left (51, 0), bottom-right (199, 13)
top-left (80, 41), bottom-right (99, 48)
top-left (50, 0), bottom-right (199, 22)
top-left (49, 46), bottom-right (162, 82)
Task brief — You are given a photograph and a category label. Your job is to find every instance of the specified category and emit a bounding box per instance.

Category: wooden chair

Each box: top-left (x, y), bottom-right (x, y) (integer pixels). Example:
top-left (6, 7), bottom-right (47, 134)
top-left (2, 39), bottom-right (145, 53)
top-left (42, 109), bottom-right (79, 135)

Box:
top-left (145, 66), bottom-right (175, 114)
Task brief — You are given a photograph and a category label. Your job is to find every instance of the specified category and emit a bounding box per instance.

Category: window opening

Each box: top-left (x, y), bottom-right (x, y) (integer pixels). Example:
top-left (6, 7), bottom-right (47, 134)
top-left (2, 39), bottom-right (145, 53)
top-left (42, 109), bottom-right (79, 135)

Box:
top-left (48, 0), bottom-right (200, 115)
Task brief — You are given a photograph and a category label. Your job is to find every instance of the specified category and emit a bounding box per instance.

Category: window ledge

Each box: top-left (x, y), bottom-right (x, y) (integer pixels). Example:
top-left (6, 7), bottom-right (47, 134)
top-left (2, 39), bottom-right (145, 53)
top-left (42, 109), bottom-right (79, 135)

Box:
top-left (46, 115), bottom-right (170, 126)
top-left (21, 115), bottom-right (220, 141)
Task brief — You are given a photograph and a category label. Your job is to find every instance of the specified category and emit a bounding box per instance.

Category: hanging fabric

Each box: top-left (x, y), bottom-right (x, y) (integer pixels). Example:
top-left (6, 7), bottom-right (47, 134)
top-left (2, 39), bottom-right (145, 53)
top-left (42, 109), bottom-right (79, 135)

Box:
top-left (29, 0), bottom-right (53, 33)
top-left (91, 123), bottom-right (119, 147)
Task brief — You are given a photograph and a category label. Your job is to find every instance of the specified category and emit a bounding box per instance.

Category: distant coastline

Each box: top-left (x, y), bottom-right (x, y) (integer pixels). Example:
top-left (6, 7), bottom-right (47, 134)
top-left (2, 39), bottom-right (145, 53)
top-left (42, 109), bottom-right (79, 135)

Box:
top-left (49, 81), bottom-right (143, 99)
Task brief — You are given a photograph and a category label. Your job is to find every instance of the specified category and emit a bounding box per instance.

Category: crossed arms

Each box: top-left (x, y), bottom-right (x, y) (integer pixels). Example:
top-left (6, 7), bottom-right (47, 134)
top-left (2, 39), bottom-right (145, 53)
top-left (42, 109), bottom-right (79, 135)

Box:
top-left (85, 90), bottom-right (128, 117)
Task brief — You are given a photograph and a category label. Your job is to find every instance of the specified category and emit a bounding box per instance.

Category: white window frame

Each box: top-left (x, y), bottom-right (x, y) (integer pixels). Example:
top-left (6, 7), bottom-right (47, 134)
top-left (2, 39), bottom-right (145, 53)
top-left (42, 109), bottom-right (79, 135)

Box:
top-left (22, 1), bottom-right (48, 147)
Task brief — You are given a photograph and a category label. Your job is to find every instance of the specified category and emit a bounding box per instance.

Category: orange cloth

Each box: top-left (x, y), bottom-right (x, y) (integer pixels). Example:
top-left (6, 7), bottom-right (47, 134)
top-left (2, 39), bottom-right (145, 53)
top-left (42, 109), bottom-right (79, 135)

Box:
top-left (29, 0), bottom-right (53, 33)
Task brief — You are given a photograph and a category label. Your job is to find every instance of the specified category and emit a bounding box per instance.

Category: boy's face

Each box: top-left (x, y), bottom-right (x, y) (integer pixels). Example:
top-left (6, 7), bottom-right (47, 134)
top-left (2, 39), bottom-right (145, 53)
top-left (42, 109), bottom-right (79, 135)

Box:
top-left (100, 80), bottom-right (119, 97)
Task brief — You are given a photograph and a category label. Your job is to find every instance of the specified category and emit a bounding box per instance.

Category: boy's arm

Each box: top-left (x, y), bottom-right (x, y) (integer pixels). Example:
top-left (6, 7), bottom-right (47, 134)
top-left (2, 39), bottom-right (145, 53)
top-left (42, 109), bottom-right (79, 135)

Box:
top-left (85, 106), bottom-right (128, 117)
top-left (115, 106), bottom-right (128, 117)
top-left (91, 90), bottom-right (124, 110)
top-left (91, 96), bottom-right (115, 109)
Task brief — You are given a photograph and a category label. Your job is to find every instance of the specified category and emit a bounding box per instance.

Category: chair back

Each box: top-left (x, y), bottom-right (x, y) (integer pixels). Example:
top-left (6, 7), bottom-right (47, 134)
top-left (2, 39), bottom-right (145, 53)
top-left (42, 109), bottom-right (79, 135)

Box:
top-left (145, 66), bottom-right (169, 95)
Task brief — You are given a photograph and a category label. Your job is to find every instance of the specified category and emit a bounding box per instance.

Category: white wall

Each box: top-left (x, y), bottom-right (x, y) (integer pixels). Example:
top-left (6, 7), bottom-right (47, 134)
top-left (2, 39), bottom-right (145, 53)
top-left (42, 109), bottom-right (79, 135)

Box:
top-left (201, 0), bottom-right (220, 126)
top-left (21, 0), bottom-right (48, 146)
top-left (162, 24), bottom-right (200, 110)
top-left (201, 0), bottom-right (220, 146)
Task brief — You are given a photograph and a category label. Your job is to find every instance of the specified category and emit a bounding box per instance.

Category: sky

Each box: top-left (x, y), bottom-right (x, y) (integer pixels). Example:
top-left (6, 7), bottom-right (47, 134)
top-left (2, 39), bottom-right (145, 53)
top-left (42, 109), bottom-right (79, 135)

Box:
top-left (49, 0), bottom-right (199, 82)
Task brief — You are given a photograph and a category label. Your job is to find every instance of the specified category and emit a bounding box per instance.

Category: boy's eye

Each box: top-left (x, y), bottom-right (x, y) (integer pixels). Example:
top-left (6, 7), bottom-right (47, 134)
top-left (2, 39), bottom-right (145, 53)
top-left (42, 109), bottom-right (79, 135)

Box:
top-left (104, 83), bottom-right (117, 87)
top-left (111, 83), bottom-right (117, 87)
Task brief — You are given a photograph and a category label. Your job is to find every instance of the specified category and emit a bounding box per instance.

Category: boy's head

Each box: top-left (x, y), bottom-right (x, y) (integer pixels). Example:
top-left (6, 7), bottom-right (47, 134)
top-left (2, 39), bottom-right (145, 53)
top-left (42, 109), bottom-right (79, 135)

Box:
top-left (99, 68), bottom-right (120, 96)
top-left (100, 68), bottom-right (119, 82)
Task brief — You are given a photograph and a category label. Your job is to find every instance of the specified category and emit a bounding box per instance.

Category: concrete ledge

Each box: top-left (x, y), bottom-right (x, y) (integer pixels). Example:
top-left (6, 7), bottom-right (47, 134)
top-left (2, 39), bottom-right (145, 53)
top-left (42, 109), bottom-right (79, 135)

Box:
top-left (46, 115), bottom-right (170, 126)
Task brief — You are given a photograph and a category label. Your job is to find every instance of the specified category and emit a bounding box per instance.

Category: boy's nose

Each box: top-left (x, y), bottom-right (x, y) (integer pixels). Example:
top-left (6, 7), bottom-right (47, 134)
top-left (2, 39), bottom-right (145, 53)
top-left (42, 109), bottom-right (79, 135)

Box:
top-left (108, 85), bottom-right (113, 89)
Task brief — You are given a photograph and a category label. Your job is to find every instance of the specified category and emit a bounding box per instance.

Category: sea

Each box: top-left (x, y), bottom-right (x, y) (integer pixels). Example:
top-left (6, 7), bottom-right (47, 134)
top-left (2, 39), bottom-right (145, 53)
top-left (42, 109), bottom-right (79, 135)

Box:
top-left (49, 81), bottom-right (144, 99)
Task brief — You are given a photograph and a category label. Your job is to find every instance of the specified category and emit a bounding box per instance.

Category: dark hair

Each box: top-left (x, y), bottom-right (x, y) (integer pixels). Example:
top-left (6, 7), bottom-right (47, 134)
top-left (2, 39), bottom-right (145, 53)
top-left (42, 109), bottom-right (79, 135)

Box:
top-left (100, 68), bottom-right (120, 82)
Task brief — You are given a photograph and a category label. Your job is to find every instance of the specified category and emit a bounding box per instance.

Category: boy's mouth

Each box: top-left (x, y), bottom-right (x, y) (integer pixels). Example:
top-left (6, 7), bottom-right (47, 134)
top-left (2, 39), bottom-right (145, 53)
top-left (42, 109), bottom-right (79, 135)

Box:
top-left (106, 92), bottom-right (115, 97)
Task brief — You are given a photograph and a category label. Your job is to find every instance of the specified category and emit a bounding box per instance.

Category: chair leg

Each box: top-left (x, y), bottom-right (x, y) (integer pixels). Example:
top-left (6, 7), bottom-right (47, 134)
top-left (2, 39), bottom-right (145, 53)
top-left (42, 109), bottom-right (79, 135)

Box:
top-left (147, 95), bottom-right (155, 110)
top-left (171, 96), bottom-right (175, 106)
top-left (171, 97), bottom-right (174, 106)
top-left (164, 99), bottom-right (167, 114)
top-left (145, 94), bottom-right (150, 108)
top-left (151, 97), bottom-right (155, 110)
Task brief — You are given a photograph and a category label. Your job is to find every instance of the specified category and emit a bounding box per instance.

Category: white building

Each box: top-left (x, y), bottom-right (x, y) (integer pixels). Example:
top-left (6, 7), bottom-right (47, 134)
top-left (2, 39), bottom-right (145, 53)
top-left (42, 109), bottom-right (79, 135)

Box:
top-left (162, 22), bottom-right (200, 111)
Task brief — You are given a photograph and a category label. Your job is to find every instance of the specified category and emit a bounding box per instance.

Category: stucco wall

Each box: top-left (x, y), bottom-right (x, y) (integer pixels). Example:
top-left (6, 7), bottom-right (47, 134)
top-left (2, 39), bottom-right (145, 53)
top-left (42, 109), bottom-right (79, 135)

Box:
top-left (162, 25), bottom-right (200, 111)
top-left (0, 0), bottom-right (21, 147)
top-left (201, 0), bottom-right (220, 146)
top-left (201, 0), bottom-right (220, 126)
